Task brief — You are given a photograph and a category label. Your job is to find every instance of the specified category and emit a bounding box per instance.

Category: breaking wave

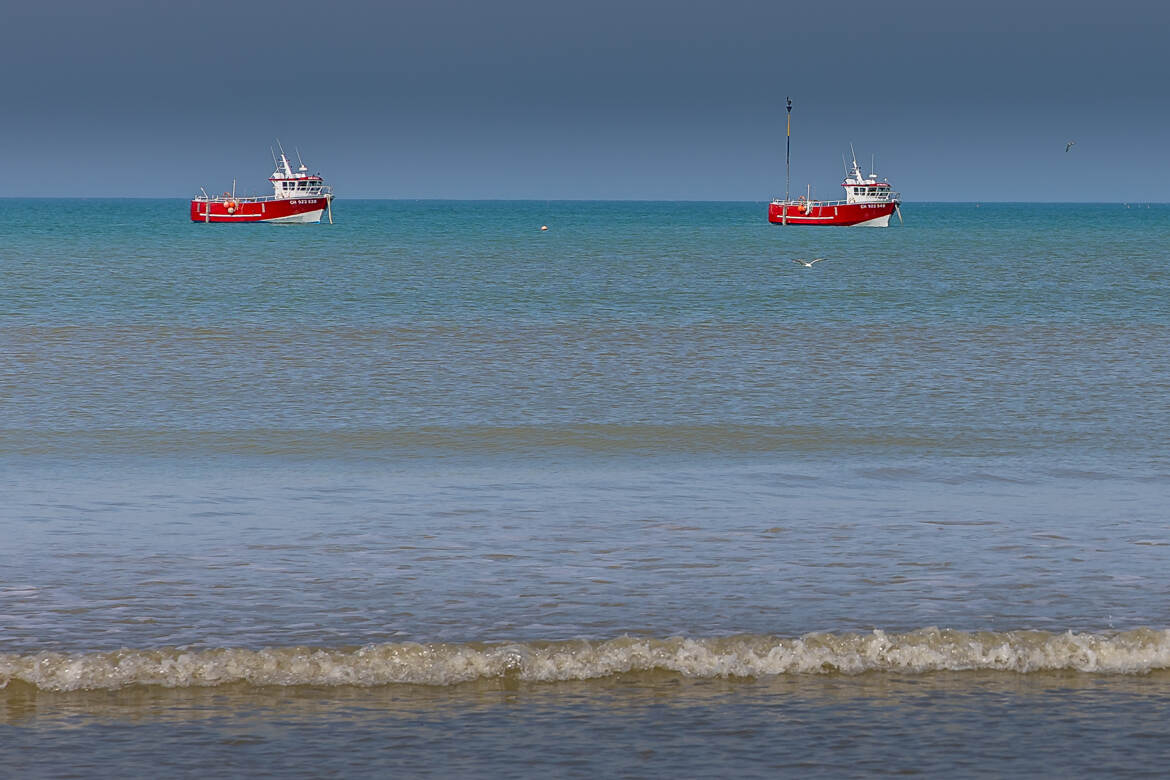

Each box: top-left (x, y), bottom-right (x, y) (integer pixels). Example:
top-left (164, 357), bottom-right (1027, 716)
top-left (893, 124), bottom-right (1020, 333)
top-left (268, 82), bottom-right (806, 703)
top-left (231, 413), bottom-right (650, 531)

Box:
top-left (5, 629), bottom-right (1170, 692)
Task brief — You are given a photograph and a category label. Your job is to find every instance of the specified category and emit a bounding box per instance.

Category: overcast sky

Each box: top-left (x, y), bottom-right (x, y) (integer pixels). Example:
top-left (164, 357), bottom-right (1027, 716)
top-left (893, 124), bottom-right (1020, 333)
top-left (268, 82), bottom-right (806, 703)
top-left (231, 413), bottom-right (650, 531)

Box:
top-left (3, 0), bottom-right (1167, 200)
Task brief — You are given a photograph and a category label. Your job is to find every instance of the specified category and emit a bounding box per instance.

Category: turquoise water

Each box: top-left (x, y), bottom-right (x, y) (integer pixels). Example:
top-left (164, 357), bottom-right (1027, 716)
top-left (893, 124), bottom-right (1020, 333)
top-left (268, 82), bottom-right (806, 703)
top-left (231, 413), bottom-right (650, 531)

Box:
top-left (3, 199), bottom-right (1170, 775)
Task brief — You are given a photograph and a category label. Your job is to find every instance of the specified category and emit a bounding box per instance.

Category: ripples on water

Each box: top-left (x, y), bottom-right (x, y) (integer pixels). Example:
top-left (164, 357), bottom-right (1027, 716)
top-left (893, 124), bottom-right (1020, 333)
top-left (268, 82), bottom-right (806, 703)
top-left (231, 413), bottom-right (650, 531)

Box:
top-left (2, 200), bottom-right (1169, 774)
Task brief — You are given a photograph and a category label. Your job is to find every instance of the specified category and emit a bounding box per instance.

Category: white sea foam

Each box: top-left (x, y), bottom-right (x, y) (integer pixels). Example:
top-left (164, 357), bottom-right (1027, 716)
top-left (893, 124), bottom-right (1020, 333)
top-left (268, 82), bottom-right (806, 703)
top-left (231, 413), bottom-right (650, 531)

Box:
top-left (4, 629), bottom-right (1169, 692)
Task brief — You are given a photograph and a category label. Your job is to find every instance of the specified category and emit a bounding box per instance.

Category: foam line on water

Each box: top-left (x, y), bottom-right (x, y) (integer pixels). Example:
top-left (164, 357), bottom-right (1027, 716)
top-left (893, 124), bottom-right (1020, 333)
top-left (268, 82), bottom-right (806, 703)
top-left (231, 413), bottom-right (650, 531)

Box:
top-left (5, 628), bottom-right (1170, 691)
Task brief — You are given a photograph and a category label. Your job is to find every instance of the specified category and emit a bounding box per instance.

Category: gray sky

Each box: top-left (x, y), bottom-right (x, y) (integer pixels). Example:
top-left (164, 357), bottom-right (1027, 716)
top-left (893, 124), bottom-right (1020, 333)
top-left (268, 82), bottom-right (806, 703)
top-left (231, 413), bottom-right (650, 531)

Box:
top-left (3, 0), bottom-right (1167, 200)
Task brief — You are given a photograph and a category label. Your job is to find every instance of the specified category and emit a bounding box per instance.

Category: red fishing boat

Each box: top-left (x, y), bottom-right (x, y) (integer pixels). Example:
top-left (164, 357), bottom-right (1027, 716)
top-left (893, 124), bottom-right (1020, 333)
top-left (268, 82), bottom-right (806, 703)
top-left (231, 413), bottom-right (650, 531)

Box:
top-left (190, 144), bottom-right (334, 224)
top-left (768, 99), bottom-right (901, 227)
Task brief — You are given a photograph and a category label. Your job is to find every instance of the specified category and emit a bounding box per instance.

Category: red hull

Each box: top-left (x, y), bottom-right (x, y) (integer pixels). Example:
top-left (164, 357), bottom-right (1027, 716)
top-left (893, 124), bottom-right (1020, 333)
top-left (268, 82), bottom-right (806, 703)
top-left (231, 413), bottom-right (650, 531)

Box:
top-left (189, 196), bottom-right (329, 223)
top-left (768, 201), bottom-right (896, 226)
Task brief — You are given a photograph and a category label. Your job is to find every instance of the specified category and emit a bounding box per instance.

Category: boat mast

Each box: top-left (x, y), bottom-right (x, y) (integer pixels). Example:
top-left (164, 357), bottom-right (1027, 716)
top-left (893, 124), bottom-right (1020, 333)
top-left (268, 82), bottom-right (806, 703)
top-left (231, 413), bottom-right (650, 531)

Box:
top-left (784, 96), bottom-right (792, 225)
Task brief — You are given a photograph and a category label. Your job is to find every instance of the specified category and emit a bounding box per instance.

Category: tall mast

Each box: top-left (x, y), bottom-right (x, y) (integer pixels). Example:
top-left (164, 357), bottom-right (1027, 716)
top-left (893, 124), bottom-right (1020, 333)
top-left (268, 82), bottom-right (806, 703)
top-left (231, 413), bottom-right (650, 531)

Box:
top-left (784, 96), bottom-right (792, 226)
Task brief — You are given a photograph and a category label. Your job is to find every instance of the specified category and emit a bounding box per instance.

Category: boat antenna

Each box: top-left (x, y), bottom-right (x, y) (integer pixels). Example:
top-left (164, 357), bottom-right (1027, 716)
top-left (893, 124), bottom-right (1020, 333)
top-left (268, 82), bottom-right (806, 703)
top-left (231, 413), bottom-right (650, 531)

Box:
top-left (296, 147), bottom-right (305, 169)
top-left (784, 96), bottom-right (792, 226)
top-left (842, 154), bottom-right (849, 177)
top-left (271, 146), bottom-right (279, 168)
top-left (276, 138), bottom-right (286, 157)
top-left (871, 153), bottom-right (875, 177)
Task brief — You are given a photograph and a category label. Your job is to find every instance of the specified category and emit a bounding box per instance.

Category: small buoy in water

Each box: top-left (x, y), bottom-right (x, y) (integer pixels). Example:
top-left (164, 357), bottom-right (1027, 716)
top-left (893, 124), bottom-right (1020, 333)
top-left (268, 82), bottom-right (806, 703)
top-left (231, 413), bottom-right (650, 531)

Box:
top-left (540, 225), bottom-right (548, 231)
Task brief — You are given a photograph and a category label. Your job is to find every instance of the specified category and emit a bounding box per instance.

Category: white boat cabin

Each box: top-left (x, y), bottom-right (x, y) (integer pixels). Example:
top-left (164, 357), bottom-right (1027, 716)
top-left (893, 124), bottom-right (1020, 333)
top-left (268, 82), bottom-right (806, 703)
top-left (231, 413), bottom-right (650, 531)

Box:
top-left (270, 150), bottom-right (327, 198)
top-left (842, 152), bottom-right (896, 204)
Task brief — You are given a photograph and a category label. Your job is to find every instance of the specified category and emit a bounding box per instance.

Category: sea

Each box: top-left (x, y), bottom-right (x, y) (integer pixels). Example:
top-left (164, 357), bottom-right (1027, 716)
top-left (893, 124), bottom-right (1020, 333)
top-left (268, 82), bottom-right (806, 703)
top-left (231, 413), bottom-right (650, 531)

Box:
top-left (2, 199), bottom-right (1169, 777)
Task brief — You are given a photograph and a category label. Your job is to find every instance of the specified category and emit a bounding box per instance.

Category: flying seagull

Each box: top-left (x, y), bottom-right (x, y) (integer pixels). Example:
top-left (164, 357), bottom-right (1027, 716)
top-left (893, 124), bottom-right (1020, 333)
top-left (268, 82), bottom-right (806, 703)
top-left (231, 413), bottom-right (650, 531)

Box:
top-left (793, 258), bottom-right (826, 267)
top-left (1065, 140), bottom-right (1076, 153)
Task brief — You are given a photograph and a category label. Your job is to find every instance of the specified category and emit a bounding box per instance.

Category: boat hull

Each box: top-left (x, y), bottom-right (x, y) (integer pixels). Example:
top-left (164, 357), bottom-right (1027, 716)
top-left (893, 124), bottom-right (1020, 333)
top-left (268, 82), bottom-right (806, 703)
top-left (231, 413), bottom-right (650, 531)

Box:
top-left (190, 196), bottom-right (330, 224)
top-left (768, 201), bottom-right (897, 227)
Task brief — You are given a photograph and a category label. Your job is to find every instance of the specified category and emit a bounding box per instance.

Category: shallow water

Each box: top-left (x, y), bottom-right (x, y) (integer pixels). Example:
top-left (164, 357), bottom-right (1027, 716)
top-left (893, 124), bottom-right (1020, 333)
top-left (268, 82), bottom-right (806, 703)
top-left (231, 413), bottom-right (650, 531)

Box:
top-left (7, 673), bottom-right (1170, 778)
top-left (2, 199), bottom-right (1169, 774)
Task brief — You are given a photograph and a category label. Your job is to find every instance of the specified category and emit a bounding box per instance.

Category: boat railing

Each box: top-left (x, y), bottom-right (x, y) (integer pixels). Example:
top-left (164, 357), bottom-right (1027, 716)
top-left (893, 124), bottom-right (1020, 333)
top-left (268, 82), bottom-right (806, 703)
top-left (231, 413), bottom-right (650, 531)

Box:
top-left (770, 192), bottom-right (900, 206)
top-left (194, 185), bottom-right (333, 203)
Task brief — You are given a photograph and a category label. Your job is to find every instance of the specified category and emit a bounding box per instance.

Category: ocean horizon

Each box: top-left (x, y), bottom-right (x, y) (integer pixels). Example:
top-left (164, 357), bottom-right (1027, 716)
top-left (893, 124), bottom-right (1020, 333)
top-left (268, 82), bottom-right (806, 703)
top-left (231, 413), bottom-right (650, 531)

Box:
top-left (4, 196), bottom-right (1169, 203)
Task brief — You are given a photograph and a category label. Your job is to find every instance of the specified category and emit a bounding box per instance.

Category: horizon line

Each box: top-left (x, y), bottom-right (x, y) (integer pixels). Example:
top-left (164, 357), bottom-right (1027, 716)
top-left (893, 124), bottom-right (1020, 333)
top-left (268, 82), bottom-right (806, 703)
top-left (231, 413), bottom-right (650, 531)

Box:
top-left (2, 197), bottom-right (1168, 205)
